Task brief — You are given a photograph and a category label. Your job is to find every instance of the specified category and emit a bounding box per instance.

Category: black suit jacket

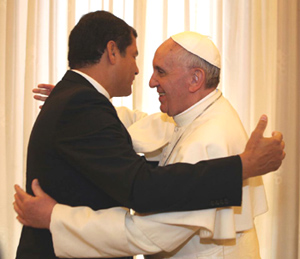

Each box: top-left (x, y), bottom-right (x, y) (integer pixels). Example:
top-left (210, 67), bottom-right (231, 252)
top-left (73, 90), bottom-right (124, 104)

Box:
top-left (16, 71), bottom-right (242, 259)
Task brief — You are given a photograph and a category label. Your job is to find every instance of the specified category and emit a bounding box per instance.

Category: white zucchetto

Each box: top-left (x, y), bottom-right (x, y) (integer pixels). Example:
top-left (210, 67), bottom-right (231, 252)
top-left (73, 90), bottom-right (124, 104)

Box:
top-left (171, 31), bottom-right (221, 69)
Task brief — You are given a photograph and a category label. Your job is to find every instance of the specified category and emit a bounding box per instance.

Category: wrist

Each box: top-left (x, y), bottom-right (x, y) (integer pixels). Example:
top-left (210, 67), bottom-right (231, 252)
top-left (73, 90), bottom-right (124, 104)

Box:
top-left (48, 202), bottom-right (58, 230)
top-left (240, 152), bottom-right (252, 180)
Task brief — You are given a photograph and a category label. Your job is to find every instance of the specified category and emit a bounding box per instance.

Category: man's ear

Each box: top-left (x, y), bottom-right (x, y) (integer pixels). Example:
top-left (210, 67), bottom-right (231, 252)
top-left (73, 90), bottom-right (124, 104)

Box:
top-left (189, 69), bottom-right (205, 93)
top-left (106, 40), bottom-right (118, 64)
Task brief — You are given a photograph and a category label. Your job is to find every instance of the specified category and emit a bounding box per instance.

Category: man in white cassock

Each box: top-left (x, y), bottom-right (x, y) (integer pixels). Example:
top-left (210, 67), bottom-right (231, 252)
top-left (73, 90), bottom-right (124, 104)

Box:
top-left (16, 32), bottom-right (267, 258)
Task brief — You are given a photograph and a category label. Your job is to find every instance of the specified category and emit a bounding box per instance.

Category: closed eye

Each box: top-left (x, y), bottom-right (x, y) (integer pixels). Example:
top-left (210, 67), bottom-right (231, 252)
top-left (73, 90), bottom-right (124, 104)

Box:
top-left (155, 66), bottom-right (166, 76)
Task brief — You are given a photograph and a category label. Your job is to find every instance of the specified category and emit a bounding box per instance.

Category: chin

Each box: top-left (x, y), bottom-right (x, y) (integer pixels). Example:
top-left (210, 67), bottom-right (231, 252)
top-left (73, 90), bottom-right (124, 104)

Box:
top-left (116, 90), bottom-right (132, 97)
top-left (160, 106), bottom-right (169, 115)
top-left (125, 87), bottom-right (132, 96)
top-left (124, 90), bottom-right (132, 96)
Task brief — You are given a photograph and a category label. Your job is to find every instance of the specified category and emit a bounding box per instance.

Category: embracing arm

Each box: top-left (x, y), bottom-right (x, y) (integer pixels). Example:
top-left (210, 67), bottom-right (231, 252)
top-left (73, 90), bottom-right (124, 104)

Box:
top-left (54, 96), bottom-right (284, 213)
top-left (13, 115), bottom-right (285, 257)
top-left (125, 114), bottom-right (284, 212)
top-left (14, 181), bottom-right (192, 258)
top-left (33, 84), bottom-right (284, 183)
top-left (32, 82), bottom-right (284, 212)
top-left (50, 204), bottom-right (165, 258)
top-left (49, 204), bottom-right (195, 258)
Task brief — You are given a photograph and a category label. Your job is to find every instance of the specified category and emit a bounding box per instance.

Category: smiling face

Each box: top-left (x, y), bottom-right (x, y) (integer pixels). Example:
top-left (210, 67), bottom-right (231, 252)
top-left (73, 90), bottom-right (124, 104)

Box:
top-left (149, 39), bottom-right (193, 116)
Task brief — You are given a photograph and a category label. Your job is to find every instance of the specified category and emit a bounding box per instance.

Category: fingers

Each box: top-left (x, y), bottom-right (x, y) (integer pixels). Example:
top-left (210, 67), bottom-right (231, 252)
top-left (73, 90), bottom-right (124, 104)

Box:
top-left (14, 184), bottom-right (28, 202)
top-left (38, 83), bottom-right (55, 90)
top-left (16, 215), bottom-right (28, 226)
top-left (33, 95), bottom-right (47, 101)
top-left (33, 89), bottom-right (51, 95)
top-left (13, 186), bottom-right (28, 225)
top-left (272, 131), bottom-right (283, 141)
top-left (14, 184), bottom-right (33, 218)
top-left (31, 179), bottom-right (46, 197)
top-left (33, 89), bottom-right (50, 96)
top-left (32, 88), bottom-right (41, 93)
top-left (251, 115), bottom-right (268, 139)
top-left (242, 115), bottom-right (286, 178)
top-left (16, 213), bottom-right (31, 226)
top-left (13, 199), bottom-right (21, 215)
top-left (271, 131), bottom-right (285, 160)
top-left (260, 114), bottom-right (268, 122)
top-left (13, 181), bottom-right (55, 229)
top-left (33, 84), bottom-right (54, 96)
top-left (13, 200), bottom-right (25, 219)
top-left (32, 84), bottom-right (54, 110)
top-left (33, 95), bottom-right (48, 101)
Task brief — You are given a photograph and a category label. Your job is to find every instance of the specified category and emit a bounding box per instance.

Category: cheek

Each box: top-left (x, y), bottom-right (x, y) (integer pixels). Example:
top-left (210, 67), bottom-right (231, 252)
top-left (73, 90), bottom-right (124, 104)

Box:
top-left (168, 87), bottom-right (184, 108)
top-left (167, 96), bottom-right (177, 110)
top-left (131, 60), bottom-right (136, 69)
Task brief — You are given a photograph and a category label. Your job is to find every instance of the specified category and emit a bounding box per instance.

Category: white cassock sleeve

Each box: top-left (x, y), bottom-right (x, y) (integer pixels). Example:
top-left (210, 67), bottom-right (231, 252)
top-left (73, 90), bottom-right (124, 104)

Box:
top-left (50, 205), bottom-right (132, 258)
top-left (116, 106), bottom-right (148, 129)
top-left (50, 95), bottom-right (267, 257)
top-left (50, 204), bottom-right (199, 258)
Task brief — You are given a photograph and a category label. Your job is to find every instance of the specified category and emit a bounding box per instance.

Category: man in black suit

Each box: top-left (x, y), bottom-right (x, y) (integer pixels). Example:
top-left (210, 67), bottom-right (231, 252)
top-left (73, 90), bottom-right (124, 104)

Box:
top-left (15, 10), bottom-right (284, 259)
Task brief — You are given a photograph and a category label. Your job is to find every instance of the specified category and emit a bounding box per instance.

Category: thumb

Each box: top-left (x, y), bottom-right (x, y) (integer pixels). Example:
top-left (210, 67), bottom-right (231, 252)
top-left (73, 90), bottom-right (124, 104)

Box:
top-left (251, 115), bottom-right (268, 139)
top-left (31, 179), bottom-right (46, 197)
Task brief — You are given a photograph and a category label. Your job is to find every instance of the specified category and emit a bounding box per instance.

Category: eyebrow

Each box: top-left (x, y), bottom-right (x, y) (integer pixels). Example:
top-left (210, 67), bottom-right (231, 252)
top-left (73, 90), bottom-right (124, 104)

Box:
top-left (154, 65), bottom-right (165, 72)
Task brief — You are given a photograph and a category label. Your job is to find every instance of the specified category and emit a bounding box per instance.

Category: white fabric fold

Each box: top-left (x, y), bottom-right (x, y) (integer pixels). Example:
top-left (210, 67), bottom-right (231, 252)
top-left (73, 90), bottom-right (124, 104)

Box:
top-left (51, 205), bottom-right (131, 258)
top-left (49, 90), bottom-right (267, 258)
top-left (127, 112), bottom-right (175, 154)
top-left (132, 209), bottom-right (216, 252)
top-left (128, 90), bottom-right (268, 241)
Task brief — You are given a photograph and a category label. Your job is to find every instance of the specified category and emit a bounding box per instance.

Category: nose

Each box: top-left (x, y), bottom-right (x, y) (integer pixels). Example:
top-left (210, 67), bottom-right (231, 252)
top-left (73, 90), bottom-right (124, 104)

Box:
top-left (149, 74), bottom-right (158, 88)
top-left (135, 63), bottom-right (139, 75)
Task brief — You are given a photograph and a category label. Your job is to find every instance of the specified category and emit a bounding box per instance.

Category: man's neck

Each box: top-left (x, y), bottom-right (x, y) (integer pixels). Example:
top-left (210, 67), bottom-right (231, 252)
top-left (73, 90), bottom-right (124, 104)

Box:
top-left (72, 69), bottom-right (111, 99)
top-left (75, 57), bottom-right (115, 98)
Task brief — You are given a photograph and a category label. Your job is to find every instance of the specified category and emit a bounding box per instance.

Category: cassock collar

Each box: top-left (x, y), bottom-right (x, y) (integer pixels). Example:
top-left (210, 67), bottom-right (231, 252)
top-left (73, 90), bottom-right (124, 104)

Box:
top-left (173, 89), bottom-right (222, 127)
top-left (72, 69), bottom-right (111, 100)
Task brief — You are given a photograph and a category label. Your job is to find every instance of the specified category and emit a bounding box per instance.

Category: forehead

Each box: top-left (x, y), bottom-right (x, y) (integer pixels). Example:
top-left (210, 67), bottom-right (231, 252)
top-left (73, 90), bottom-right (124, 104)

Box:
top-left (153, 39), bottom-right (180, 68)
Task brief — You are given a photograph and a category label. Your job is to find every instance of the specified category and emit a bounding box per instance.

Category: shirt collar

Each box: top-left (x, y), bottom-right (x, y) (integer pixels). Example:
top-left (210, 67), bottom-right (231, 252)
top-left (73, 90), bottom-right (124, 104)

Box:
top-left (173, 89), bottom-right (221, 127)
top-left (72, 69), bottom-right (111, 100)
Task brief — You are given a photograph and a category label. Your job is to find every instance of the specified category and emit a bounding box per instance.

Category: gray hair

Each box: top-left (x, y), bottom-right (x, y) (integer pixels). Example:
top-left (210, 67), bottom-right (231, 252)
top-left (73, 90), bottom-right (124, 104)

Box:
top-left (176, 46), bottom-right (220, 88)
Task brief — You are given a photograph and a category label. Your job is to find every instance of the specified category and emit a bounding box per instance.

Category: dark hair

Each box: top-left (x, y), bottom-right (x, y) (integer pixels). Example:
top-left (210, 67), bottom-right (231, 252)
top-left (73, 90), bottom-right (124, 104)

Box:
top-left (68, 11), bottom-right (137, 69)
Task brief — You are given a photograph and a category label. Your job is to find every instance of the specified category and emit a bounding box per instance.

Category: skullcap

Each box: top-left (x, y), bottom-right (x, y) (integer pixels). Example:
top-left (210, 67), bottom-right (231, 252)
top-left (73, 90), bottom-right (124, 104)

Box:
top-left (171, 31), bottom-right (221, 68)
